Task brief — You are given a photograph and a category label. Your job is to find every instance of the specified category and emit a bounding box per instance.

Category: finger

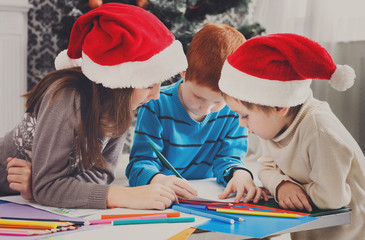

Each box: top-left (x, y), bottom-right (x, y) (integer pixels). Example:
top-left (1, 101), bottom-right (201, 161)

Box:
top-left (9, 182), bottom-right (26, 193)
top-left (279, 200), bottom-right (288, 210)
top-left (176, 179), bottom-right (198, 196)
top-left (7, 174), bottom-right (29, 184)
top-left (291, 196), bottom-right (305, 211)
top-left (7, 166), bottom-right (30, 176)
top-left (252, 188), bottom-right (263, 203)
top-left (283, 198), bottom-right (295, 210)
top-left (262, 190), bottom-right (269, 201)
top-left (7, 158), bottom-right (29, 170)
top-left (159, 195), bottom-right (173, 209)
top-left (172, 185), bottom-right (196, 199)
top-left (218, 184), bottom-right (233, 199)
top-left (261, 187), bottom-right (271, 196)
top-left (242, 187), bottom-right (256, 203)
top-left (234, 188), bottom-right (245, 203)
top-left (160, 185), bottom-right (179, 202)
top-left (152, 201), bottom-right (165, 210)
top-left (7, 157), bottom-right (14, 163)
top-left (298, 194), bottom-right (312, 212)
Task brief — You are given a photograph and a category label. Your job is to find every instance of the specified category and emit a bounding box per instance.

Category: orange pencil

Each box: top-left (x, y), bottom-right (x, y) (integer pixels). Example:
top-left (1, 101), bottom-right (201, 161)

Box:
top-left (101, 212), bottom-right (180, 219)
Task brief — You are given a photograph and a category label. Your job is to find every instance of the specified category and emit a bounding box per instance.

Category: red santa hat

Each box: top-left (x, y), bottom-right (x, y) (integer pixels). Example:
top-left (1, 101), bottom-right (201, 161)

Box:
top-left (219, 33), bottom-right (356, 107)
top-left (55, 3), bottom-right (187, 89)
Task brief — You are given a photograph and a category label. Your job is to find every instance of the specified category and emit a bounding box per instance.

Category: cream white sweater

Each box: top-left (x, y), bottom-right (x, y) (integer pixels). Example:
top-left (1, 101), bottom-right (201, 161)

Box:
top-left (258, 93), bottom-right (365, 240)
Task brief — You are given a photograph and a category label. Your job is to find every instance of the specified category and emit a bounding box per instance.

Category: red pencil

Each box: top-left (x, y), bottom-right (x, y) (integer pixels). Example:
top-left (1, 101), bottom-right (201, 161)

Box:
top-left (234, 203), bottom-right (309, 216)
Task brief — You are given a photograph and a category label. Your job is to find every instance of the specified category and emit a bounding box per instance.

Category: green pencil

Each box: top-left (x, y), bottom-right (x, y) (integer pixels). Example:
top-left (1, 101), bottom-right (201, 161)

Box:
top-left (148, 141), bottom-right (184, 179)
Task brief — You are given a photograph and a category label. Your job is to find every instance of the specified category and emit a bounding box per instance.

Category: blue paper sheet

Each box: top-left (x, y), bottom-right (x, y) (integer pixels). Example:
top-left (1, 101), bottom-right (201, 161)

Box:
top-left (195, 212), bottom-right (317, 238)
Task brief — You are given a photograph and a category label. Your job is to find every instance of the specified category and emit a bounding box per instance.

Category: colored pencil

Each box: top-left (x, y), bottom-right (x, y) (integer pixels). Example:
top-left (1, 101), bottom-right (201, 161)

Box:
top-left (0, 217), bottom-right (84, 225)
top-left (207, 206), bottom-right (253, 211)
top-left (112, 217), bottom-right (195, 226)
top-left (179, 199), bottom-right (232, 206)
top-left (148, 141), bottom-right (184, 179)
top-left (178, 203), bottom-right (207, 210)
top-left (85, 214), bottom-right (168, 225)
top-left (0, 219), bottom-right (58, 229)
top-left (172, 205), bottom-right (234, 224)
top-left (234, 202), bottom-right (309, 216)
top-left (216, 208), bottom-right (302, 218)
top-left (0, 228), bottom-right (52, 236)
top-left (101, 212), bottom-right (180, 219)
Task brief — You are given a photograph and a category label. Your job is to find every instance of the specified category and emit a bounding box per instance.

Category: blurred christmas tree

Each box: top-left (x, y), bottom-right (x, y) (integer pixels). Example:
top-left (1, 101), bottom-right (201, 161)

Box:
top-left (54, 0), bottom-right (265, 52)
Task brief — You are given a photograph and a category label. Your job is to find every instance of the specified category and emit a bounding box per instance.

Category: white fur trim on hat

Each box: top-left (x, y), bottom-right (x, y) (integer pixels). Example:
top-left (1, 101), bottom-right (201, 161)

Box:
top-left (330, 64), bottom-right (355, 91)
top-left (219, 61), bottom-right (312, 107)
top-left (55, 50), bottom-right (82, 70)
top-left (55, 40), bottom-right (187, 89)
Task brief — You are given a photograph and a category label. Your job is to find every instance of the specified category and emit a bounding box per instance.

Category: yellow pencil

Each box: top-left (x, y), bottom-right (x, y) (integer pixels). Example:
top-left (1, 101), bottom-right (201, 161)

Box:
top-left (216, 208), bottom-right (302, 218)
top-left (0, 219), bottom-right (58, 229)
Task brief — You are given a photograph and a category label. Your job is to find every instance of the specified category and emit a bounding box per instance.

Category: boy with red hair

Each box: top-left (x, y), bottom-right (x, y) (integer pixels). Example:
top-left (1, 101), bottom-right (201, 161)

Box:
top-left (127, 23), bottom-right (267, 203)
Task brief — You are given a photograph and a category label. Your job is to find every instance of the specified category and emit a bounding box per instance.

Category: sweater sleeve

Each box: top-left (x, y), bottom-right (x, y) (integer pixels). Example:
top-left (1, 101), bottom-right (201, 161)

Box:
top-left (31, 88), bottom-right (109, 209)
top-left (126, 103), bottom-right (164, 186)
top-left (212, 117), bottom-right (249, 186)
top-left (258, 151), bottom-right (293, 200)
top-left (303, 130), bottom-right (353, 209)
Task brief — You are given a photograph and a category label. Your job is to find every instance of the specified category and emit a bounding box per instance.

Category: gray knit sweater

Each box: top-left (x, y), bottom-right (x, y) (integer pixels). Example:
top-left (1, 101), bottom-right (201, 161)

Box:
top-left (0, 87), bottom-right (125, 209)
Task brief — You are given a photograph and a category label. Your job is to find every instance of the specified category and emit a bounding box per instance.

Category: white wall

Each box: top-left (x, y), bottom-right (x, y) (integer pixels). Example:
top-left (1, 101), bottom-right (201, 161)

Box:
top-left (0, 0), bottom-right (31, 136)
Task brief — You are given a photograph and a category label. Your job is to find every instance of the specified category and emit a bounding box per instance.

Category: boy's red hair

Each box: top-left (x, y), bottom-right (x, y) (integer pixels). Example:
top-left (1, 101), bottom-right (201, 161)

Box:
top-left (185, 23), bottom-right (246, 92)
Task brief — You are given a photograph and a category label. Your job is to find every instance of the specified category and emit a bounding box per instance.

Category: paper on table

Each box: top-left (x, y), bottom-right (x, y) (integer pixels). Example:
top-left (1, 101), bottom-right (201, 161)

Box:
top-left (189, 178), bottom-right (235, 202)
top-left (0, 195), bottom-right (100, 218)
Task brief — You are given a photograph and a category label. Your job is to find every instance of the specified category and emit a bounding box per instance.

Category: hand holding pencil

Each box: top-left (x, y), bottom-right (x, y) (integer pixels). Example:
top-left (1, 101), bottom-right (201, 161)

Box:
top-left (148, 142), bottom-right (198, 199)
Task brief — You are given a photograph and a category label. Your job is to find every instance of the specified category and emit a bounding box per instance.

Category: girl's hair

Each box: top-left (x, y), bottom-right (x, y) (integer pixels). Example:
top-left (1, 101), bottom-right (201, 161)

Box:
top-left (185, 23), bottom-right (246, 91)
top-left (24, 67), bottom-right (133, 169)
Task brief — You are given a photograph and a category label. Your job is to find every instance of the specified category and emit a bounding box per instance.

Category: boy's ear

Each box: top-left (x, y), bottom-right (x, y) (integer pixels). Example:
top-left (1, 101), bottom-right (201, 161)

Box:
top-left (180, 71), bottom-right (186, 79)
top-left (275, 107), bottom-right (289, 116)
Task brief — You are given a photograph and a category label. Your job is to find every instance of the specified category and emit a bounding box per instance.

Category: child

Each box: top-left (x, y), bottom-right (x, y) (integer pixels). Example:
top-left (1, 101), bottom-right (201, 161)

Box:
top-left (126, 23), bottom-right (267, 203)
top-left (219, 33), bottom-right (365, 239)
top-left (0, 3), bottom-right (188, 210)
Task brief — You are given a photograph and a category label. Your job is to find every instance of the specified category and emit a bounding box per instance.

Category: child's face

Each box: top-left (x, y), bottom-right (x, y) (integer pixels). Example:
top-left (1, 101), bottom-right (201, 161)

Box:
top-left (131, 83), bottom-right (161, 110)
top-left (180, 81), bottom-right (226, 120)
top-left (225, 96), bottom-right (290, 140)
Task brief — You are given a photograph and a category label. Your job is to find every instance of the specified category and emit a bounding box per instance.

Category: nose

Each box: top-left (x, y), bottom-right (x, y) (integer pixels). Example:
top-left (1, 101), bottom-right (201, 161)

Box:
top-left (239, 119), bottom-right (248, 128)
top-left (150, 85), bottom-right (161, 100)
top-left (199, 103), bottom-right (214, 115)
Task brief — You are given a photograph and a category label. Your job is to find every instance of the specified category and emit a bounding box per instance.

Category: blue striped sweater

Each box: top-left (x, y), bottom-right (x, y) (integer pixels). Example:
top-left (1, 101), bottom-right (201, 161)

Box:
top-left (126, 80), bottom-right (249, 187)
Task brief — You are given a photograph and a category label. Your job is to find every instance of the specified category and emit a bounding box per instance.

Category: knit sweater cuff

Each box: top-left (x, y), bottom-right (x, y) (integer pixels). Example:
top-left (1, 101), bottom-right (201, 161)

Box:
top-left (87, 184), bottom-right (109, 209)
top-left (223, 167), bottom-right (253, 184)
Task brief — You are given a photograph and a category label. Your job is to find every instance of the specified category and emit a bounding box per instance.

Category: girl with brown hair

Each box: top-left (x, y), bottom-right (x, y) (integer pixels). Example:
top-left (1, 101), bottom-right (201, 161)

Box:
top-left (1, 3), bottom-right (187, 210)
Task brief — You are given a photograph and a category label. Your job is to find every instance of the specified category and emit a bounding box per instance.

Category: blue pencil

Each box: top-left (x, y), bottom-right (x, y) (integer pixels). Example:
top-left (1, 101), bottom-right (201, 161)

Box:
top-left (112, 217), bottom-right (195, 225)
top-left (174, 204), bottom-right (244, 221)
top-left (172, 205), bottom-right (234, 224)
top-left (178, 203), bottom-right (207, 210)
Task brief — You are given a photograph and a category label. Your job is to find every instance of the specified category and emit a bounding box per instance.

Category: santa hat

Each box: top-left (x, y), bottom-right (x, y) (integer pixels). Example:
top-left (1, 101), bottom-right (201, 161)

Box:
top-left (55, 3), bottom-right (187, 89)
top-left (219, 33), bottom-right (356, 107)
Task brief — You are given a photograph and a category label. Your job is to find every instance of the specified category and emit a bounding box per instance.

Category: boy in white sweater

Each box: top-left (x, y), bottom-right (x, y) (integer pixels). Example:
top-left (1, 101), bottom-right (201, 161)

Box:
top-left (218, 33), bottom-right (365, 240)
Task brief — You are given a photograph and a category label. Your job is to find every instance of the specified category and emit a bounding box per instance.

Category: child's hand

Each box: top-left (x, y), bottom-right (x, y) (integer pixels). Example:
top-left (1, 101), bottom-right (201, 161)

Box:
top-left (276, 181), bottom-right (313, 212)
top-left (107, 184), bottom-right (177, 210)
top-left (150, 174), bottom-right (198, 199)
top-left (218, 170), bottom-right (268, 203)
top-left (6, 157), bottom-right (33, 200)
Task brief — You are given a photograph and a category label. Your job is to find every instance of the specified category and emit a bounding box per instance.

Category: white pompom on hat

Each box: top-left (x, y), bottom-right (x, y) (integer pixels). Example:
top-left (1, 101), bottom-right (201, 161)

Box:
top-left (219, 33), bottom-right (356, 107)
top-left (55, 3), bottom-right (187, 89)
